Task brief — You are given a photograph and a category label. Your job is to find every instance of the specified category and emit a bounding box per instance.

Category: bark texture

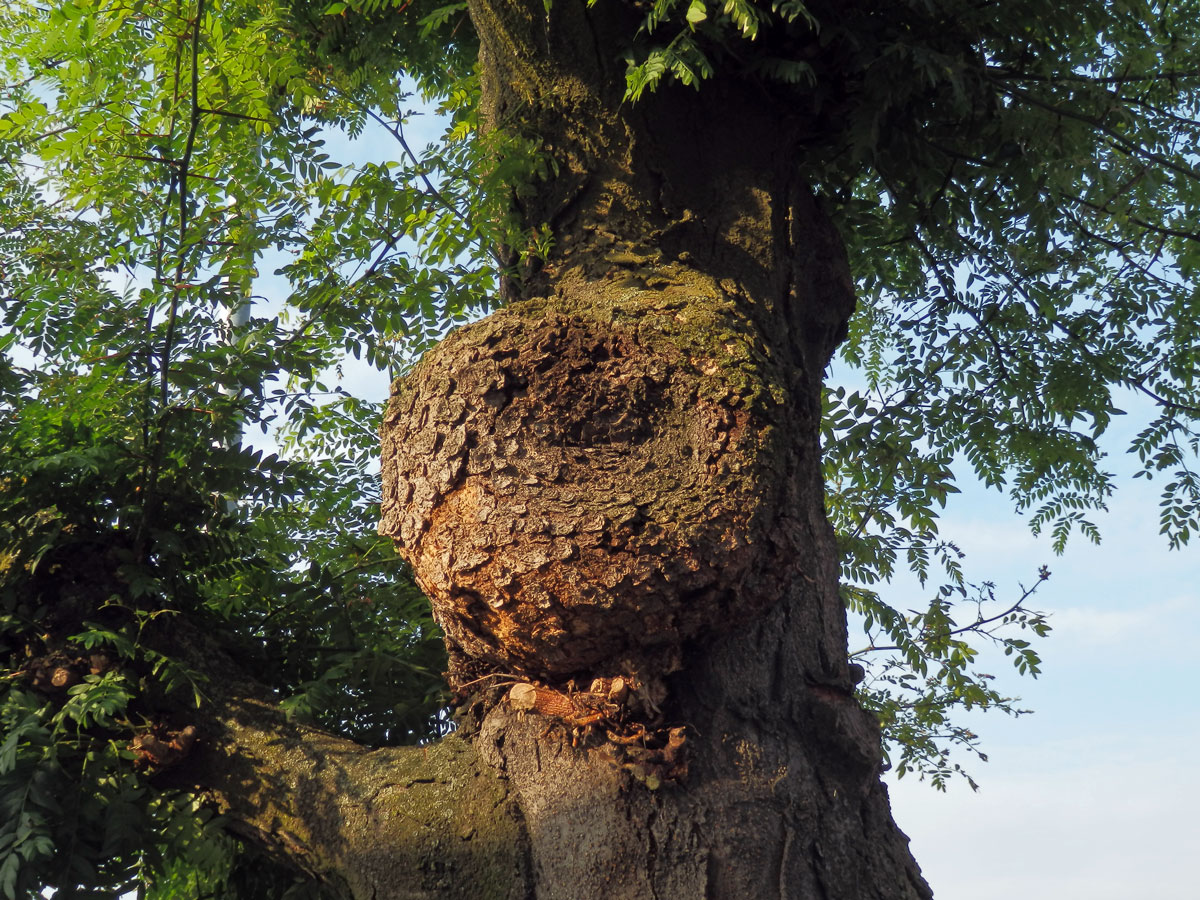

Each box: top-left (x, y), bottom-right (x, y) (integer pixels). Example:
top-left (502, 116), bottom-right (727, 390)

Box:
top-left (371, 2), bottom-right (935, 897)
top-left (191, 697), bottom-right (532, 900)
top-left (380, 275), bottom-right (806, 684)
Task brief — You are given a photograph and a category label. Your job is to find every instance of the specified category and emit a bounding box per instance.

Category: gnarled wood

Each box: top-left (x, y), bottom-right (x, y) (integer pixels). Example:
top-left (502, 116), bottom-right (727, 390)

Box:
top-left (380, 269), bottom-right (807, 684)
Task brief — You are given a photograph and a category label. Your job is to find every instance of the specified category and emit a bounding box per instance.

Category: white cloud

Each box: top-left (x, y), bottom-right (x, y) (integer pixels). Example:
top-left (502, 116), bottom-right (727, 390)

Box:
top-left (888, 737), bottom-right (1200, 900)
top-left (1049, 594), bottom-right (1196, 648)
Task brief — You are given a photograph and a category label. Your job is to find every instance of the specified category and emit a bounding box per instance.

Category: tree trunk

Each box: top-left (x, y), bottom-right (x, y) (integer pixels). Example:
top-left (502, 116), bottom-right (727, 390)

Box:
top-left (370, 2), bottom-right (931, 897)
top-left (178, 3), bottom-right (931, 897)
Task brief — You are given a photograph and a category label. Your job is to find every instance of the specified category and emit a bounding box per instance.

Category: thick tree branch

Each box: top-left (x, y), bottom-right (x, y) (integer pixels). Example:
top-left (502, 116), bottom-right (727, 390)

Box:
top-left (159, 612), bottom-right (531, 900)
top-left (188, 694), bottom-right (529, 900)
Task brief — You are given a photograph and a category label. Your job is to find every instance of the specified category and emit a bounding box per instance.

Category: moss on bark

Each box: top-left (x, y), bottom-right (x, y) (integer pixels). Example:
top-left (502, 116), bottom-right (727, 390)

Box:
top-left (194, 697), bottom-right (531, 900)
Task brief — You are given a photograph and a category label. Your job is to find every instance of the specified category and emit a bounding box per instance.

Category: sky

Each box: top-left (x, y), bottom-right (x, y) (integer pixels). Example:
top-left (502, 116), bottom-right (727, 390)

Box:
top-left (876, 440), bottom-right (1199, 899)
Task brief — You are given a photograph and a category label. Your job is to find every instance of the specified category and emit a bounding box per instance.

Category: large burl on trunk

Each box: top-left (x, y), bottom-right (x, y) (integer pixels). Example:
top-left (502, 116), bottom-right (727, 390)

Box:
top-left (375, 1), bottom-right (933, 897)
top-left (380, 276), bottom-right (808, 684)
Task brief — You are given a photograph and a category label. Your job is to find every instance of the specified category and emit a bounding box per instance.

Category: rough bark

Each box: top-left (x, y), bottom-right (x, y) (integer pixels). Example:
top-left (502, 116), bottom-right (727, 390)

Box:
top-left (367, 2), bottom-right (935, 898)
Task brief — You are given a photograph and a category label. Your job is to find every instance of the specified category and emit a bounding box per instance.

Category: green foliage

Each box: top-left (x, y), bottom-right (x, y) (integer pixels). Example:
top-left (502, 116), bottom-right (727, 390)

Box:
top-left (284, 0), bottom-right (476, 103)
top-left (0, 0), bottom-right (493, 893)
top-left (848, 574), bottom-right (1052, 789)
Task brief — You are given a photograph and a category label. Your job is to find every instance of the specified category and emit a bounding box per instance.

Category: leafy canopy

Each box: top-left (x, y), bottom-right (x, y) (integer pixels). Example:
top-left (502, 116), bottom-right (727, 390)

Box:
top-left (0, 0), bottom-right (1198, 895)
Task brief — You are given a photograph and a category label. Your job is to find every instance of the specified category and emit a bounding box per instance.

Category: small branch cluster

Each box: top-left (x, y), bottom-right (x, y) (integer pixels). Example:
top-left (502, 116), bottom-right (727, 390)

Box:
top-left (505, 676), bottom-right (688, 788)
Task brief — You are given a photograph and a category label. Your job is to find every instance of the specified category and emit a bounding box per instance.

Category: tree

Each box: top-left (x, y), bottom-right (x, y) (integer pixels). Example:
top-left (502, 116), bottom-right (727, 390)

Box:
top-left (1, 0), bottom-right (1198, 897)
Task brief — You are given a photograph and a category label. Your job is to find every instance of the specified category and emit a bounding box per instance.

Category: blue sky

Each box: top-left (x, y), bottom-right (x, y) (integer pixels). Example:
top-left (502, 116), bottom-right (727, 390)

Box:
top-left (878, 443), bottom-right (1199, 898)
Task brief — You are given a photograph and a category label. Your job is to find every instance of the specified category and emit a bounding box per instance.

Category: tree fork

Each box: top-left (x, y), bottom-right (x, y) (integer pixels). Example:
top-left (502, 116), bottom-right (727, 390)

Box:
top-left (376, 1), bottom-right (932, 896)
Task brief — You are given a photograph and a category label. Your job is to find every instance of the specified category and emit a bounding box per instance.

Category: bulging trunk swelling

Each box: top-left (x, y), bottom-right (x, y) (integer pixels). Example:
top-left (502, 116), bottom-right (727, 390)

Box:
top-left (380, 266), bottom-right (830, 687)
top-left (375, 3), bottom-right (933, 897)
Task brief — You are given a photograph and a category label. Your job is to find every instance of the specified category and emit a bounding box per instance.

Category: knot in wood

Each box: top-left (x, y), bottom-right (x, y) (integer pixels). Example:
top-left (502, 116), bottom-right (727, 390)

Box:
top-left (379, 293), bottom-right (803, 682)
